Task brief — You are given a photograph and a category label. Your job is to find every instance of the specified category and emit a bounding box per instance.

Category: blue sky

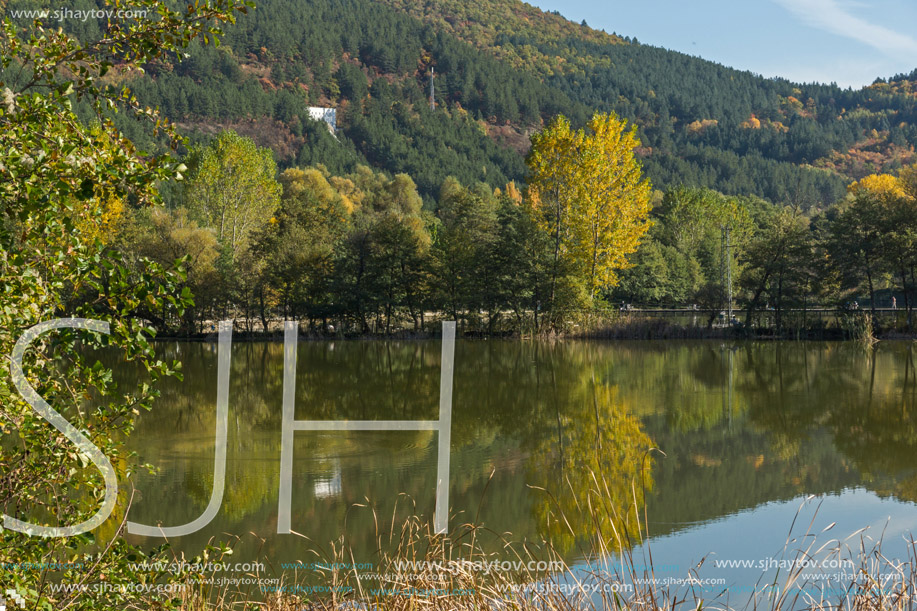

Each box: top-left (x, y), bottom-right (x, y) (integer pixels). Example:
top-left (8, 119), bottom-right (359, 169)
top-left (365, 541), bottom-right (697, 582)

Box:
top-left (528, 0), bottom-right (917, 89)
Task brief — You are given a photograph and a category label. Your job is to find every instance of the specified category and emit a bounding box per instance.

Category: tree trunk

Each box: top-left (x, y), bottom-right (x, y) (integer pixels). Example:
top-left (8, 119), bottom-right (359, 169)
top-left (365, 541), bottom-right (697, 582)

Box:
top-left (549, 195), bottom-right (562, 322)
top-left (864, 254), bottom-right (876, 316)
top-left (745, 271), bottom-right (771, 330)
top-left (259, 288), bottom-right (269, 333)
top-left (775, 273), bottom-right (784, 336)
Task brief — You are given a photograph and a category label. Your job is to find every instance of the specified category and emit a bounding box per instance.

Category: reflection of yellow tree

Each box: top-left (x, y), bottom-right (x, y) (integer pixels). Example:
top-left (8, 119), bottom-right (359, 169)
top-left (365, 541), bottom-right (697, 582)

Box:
top-left (528, 374), bottom-right (653, 555)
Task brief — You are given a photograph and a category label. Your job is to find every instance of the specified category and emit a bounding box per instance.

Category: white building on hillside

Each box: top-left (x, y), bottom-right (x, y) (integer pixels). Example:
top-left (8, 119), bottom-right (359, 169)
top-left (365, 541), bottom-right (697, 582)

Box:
top-left (307, 106), bottom-right (336, 134)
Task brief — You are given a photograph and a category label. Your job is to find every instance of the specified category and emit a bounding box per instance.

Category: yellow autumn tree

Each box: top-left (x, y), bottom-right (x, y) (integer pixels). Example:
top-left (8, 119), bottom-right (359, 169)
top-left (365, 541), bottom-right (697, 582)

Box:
top-left (741, 114), bottom-right (762, 129)
top-left (848, 173), bottom-right (906, 201)
top-left (183, 130), bottom-right (282, 259)
top-left (526, 115), bottom-right (580, 322)
top-left (504, 180), bottom-right (523, 205)
top-left (578, 113), bottom-right (653, 298)
top-left (527, 112), bottom-right (651, 316)
top-left (71, 193), bottom-right (124, 245)
top-left (280, 167), bottom-right (355, 216)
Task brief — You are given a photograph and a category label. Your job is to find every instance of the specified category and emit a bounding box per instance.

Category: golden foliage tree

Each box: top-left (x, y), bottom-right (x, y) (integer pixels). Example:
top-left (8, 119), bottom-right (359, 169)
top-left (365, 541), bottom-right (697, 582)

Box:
top-left (184, 130), bottom-right (282, 258)
top-left (848, 173), bottom-right (907, 200)
top-left (526, 112), bottom-right (651, 317)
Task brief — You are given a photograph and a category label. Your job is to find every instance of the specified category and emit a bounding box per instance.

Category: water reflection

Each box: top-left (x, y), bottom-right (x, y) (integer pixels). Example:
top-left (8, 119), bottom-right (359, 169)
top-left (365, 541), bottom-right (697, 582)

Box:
top-left (107, 340), bottom-right (917, 569)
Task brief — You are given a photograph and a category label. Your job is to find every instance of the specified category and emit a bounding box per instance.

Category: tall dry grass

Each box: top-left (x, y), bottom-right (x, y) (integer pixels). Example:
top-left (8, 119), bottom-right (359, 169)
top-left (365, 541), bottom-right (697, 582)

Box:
top-left (149, 472), bottom-right (917, 611)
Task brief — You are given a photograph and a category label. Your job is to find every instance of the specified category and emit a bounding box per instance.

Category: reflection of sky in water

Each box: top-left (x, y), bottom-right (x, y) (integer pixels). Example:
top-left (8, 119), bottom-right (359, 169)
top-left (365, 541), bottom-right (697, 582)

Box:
top-left (313, 462), bottom-right (342, 499)
top-left (564, 489), bottom-right (917, 608)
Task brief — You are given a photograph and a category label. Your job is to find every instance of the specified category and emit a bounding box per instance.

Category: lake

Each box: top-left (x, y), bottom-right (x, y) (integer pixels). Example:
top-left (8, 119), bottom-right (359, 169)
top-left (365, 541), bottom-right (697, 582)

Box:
top-left (119, 338), bottom-right (917, 603)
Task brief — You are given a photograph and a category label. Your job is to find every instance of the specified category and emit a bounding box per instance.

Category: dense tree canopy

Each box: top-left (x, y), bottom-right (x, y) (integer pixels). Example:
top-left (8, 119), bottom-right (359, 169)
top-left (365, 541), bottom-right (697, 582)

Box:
top-left (10, 0), bottom-right (917, 338)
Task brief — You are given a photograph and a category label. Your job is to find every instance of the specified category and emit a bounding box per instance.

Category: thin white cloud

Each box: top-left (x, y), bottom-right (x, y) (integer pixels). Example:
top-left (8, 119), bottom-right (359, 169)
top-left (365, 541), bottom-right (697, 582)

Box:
top-left (773, 0), bottom-right (917, 60)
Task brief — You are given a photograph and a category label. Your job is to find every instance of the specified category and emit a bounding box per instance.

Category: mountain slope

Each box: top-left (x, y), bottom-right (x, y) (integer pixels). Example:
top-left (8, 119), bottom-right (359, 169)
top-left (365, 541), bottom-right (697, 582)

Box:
top-left (373, 0), bottom-right (917, 203)
top-left (14, 0), bottom-right (917, 205)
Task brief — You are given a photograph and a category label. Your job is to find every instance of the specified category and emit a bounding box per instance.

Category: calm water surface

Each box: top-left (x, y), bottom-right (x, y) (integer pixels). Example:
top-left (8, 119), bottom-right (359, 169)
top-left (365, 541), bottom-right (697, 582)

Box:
top-left (117, 339), bottom-right (917, 598)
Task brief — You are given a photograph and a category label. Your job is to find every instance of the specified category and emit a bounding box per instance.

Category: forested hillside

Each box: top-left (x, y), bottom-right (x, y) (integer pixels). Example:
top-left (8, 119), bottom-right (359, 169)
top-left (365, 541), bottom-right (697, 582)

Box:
top-left (6, 0), bottom-right (917, 337)
top-left (378, 0), bottom-right (917, 204)
top-left (10, 0), bottom-right (917, 206)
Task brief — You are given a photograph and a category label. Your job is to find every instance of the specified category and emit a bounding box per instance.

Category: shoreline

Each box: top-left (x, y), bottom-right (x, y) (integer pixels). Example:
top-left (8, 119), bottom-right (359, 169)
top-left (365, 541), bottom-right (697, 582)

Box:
top-left (151, 308), bottom-right (916, 342)
top-left (149, 328), bottom-right (917, 342)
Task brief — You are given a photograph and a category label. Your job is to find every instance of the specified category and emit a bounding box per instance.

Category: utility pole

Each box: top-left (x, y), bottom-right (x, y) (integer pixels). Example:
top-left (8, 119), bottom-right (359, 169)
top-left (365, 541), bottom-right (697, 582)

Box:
top-left (429, 67), bottom-right (435, 111)
top-left (722, 226), bottom-right (733, 322)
